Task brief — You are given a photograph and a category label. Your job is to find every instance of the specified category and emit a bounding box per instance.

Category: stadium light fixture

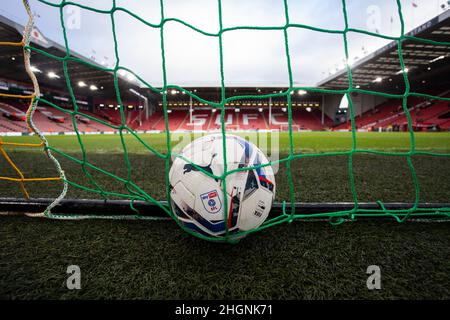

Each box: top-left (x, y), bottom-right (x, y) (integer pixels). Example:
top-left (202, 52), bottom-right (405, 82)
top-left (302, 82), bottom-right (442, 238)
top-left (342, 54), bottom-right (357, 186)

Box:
top-left (99, 104), bottom-right (105, 107)
top-left (129, 88), bottom-right (147, 100)
top-left (171, 89), bottom-right (177, 95)
top-left (30, 66), bottom-right (42, 73)
top-left (11, 56), bottom-right (16, 61)
top-left (90, 85), bottom-right (98, 91)
top-left (78, 81), bottom-right (87, 87)
top-left (47, 71), bottom-right (60, 79)
top-left (298, 90), bottom-right (307, 95)
top-left (306, 107), bottom-right (312, 112)
top-left (282, 107), bottom-right (287, 112)
top-left (108, 104), bottom-right (113, 108)
top-left (258, 108), bottom-right (263, 112)
top-left (430, 55), bottom-right (445, 63)
top-left (395, 68), bottom-right (409, 75)
top-left (355, 85), bottom-right (360, 89)
top-left (373, 77), bottom-right (382, 83)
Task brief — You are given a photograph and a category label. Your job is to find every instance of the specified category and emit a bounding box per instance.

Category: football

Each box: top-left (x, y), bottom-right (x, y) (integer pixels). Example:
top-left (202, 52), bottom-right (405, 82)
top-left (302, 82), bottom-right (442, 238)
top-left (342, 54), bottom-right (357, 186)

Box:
top-left (169, 134), bottom-right (276, 240)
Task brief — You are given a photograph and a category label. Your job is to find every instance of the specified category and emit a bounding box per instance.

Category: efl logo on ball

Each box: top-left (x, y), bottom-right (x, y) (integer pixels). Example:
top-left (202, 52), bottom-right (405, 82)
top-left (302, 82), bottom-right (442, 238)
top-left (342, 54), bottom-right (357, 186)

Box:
top-left (200, 190), bottom-right (221, 214)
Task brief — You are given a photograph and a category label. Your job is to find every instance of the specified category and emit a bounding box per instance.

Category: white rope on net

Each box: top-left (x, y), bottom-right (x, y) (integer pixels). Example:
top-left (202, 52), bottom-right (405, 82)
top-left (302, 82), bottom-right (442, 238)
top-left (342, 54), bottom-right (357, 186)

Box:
top-left (22, 0), bottom-right (68, 218)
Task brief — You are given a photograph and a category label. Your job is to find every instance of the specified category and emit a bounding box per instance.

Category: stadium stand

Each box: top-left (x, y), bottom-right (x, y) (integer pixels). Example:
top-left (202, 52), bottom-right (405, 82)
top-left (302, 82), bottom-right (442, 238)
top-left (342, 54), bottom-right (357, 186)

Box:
top-left (2, 90), bottom-right (448, 134)
top-left (0, 9), bottom-right (448, 135)
top-left (334, 89), bottom-right (450, 131)
top-left (0, 98), bottom-right (116, 133)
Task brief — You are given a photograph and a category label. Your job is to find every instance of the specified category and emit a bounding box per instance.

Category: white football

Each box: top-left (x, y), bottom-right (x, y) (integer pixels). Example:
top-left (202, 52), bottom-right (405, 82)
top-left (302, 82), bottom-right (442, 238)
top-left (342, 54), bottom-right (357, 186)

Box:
top-left (169, 134), bottom-right (276, 240)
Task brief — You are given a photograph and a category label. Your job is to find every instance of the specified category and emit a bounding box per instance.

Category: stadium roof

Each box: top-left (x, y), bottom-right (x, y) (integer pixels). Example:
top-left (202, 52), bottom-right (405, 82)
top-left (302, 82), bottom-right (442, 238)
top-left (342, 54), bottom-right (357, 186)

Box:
top-left (1, 10), bottom-right (449, 104)
top-left (317, 10), bottom-right (450, 93)
top-left (0, 14), bottom-right (324, 104)
top-left (0, 15), bottom-right (146, 102)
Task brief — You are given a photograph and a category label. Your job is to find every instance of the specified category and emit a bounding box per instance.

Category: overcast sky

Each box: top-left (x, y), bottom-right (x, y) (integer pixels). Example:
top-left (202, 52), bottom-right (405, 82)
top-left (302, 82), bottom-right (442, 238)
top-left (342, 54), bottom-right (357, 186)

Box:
top-left (2, 0), bottom-right (448, 87)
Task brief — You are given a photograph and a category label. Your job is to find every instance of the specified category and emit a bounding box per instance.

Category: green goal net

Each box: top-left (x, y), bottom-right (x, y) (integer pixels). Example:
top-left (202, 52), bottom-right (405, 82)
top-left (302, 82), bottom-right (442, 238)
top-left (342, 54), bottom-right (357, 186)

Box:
top-left (1, 0), bottom-right (449, 243)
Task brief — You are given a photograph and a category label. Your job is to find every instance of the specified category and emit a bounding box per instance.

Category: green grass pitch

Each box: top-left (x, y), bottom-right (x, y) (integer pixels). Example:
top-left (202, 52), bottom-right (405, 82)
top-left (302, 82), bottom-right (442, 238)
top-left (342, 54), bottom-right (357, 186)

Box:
top-left (4, 131), bottom-right (450, 154)
top-left (0, 131), bottom-right (449, 299)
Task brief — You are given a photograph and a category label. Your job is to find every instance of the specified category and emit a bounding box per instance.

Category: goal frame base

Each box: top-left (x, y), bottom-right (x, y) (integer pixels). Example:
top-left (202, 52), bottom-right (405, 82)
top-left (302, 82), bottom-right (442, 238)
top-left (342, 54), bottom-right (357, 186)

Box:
top-left (0, 197), bottom-right (448, 220)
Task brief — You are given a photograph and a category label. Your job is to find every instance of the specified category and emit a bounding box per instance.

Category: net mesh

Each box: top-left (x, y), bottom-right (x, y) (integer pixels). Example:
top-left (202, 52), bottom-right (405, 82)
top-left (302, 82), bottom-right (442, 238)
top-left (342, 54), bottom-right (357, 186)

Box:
top-left (1, 0), bottom-right (449, 242)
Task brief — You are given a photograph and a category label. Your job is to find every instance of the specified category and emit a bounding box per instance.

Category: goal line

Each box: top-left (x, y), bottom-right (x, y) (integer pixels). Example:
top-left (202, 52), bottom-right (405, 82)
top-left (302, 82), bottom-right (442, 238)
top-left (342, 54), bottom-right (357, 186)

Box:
top-left (1, 198), bottom-right (448, 222)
